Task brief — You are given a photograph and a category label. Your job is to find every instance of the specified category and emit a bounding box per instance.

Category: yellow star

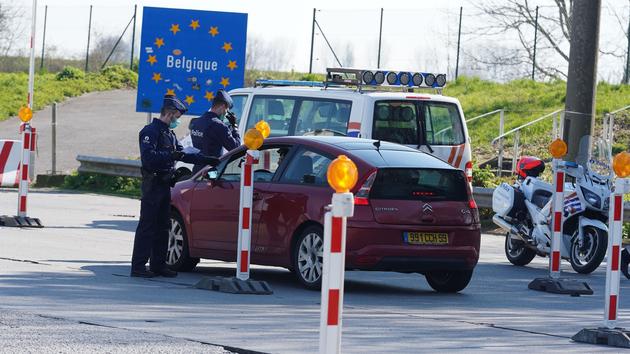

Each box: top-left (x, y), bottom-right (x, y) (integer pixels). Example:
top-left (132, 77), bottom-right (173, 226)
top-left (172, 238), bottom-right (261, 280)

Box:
top-left (221, 42), bottom-right (233, 53)
top-left (151, 72), bottom-right (162, 84)
top-left (170, 24), bottom-right (180, 35)
top-left (204, 91), bottom-right (214, 101)
top-left (146, 55), bottom-right (157, 66)
top-left (185, 95), bottom-right (195, 105)
top-left (227, 60), bottom-right (238, 71)
top-left (189, 19), bottom-right (200, 30)
top-left (220, 77), bottom-right (230, 88)
top-left (209, 26), bottom-right (219, 37)
top-left (166, 88), bottom-right (176, 96)
top-left (154, 37), bottom-right (165, 48)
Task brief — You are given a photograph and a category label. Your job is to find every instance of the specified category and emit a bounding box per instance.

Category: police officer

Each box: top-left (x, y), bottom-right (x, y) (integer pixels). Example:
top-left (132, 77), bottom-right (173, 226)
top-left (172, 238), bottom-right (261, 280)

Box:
top-left (190, 89), bottom-right (241, 174)
top-left (131, 95), bottom-right (219, 278)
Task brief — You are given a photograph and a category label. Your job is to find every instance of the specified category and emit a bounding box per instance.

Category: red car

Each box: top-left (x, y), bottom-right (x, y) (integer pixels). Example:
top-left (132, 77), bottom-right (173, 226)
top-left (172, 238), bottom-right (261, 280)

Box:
top-left (168, 136), bottom-right (480, 292)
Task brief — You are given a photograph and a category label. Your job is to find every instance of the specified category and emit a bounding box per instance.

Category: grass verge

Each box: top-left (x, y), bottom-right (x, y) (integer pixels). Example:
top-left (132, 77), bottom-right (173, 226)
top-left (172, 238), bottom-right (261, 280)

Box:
top-left (62, 172), bottom-right (141, 198)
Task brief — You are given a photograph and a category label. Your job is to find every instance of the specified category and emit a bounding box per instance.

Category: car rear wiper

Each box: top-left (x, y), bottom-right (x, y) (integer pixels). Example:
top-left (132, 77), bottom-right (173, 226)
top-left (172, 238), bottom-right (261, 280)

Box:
top-left (417, 113), bottom-right (433, 153)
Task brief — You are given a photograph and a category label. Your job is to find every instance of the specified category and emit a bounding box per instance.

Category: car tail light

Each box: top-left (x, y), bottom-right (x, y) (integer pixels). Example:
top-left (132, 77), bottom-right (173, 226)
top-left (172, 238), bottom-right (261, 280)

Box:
top-left (465, 181), bottom-right (480, 224)
top-left (465, 161), bottom-right (473, 183)
top-left (354, 170), bottom-right (377, 206)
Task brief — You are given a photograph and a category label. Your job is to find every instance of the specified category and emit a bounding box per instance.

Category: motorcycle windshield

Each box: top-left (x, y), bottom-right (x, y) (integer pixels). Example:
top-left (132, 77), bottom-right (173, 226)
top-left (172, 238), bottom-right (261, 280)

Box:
top-left (587, 137), bottom-right (612, 181)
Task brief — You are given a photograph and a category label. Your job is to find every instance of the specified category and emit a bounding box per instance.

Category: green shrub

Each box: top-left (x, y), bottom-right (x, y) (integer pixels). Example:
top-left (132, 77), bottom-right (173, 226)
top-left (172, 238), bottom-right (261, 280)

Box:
top-left (300, 73), bottom-right (323, 82)
top-left (472, 165), bottom-right (497, 187)
top-left (63, 172), bottom-right (141, 197)
top-left (56, 66), bottom-right (85, 81)
top-left (613, 143), bottom-right (627, 155)
top-left (100, 65), bottom-right (138, 88)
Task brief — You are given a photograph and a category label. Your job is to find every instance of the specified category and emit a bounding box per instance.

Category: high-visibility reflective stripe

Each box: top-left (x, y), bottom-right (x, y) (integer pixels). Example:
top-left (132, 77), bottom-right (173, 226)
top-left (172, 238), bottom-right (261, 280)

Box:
top-left (327, 289), bottom-right (340, 325)
top-left (553, 212), bottom-right (562, 232)
top-left (609, 295), bottom-right (617, 321)
top-left (244, 163), bottom-right (252, 187)
top-left (447, 146), bottom-right (456, 164)
top-left (551, 251), bottom-right (560, 272)
top-left (556, 172), bottom-right (564, 192)
top-left (454, 144), bottom-right (465, 167)
top-left (331, 217), bottom-right (342, 253)
top-left (240, 250), bottom-right (248, 272)
top-left (242, 207), bottom-right (250, 229)
top-left (614, 195), bottom-right (622, 221)
top-left (612, 245), bottom-right (620, 271)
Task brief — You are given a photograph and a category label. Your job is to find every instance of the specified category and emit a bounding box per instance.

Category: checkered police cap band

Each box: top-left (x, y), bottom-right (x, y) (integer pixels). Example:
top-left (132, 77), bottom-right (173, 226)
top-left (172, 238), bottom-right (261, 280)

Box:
top-left (163, 95), bottom-right (188, 114)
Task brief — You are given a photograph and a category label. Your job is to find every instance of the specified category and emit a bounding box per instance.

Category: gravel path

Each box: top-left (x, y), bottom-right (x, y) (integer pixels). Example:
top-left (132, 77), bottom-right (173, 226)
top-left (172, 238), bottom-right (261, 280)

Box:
top-left (0, 89), bottom-right (196, 175)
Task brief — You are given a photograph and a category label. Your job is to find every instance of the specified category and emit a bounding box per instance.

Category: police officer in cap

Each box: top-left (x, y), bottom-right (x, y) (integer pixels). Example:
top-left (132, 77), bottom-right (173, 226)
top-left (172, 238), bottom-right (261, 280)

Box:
top-left (131, 94), bottom-right (219, 278)
top-left (190, 89), bottom-right (241, 174)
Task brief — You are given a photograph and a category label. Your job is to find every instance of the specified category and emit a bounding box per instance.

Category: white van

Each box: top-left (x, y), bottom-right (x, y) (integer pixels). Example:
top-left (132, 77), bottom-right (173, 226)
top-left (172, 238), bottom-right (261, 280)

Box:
top-left (178, 68), bottom-right (473, 181)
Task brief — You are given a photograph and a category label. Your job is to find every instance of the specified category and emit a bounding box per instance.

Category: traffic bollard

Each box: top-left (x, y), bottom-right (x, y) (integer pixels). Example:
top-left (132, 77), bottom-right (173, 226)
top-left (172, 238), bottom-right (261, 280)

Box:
top-left (236, 149), bottom-right (259, 281)
top-left (573, 151), bottom-right (630, 348)
top-left (604, 177), bottom-right (629, 327)
top-left (549, 157), bottom-right (564, 278)
top-left (319, 155), bottom-right (357, 354)
top-left (17, 125), bottom-right (32, 217)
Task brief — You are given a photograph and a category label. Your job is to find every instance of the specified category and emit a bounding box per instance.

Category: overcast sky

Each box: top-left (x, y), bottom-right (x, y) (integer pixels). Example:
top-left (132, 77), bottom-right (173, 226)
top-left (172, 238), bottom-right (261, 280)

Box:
top-left (8, 0), bottom-right (630, 81)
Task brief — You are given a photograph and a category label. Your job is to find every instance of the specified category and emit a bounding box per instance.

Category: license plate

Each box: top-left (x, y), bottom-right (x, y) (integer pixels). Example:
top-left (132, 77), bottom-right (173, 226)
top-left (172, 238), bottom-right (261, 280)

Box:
top-left (404, 232), bottom-right (449, 245)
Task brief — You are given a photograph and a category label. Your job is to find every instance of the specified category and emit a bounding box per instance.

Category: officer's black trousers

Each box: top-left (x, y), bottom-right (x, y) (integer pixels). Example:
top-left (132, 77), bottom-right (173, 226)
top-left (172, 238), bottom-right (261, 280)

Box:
top-left (131, 178), bottom-right (171, 271)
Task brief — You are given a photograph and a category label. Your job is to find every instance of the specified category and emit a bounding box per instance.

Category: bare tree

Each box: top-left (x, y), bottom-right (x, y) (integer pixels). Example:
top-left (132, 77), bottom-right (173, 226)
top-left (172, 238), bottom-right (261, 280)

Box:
top-left (245, 35), bottom-right (292, 71)
top-left (89, 32), bottom-right (130, 70)
top-left (471, 0), bottom-right (628, 81)
top-left (342, 42), bottom-right (355, 68)
top-left (0, 1), bottom-right (24, 57)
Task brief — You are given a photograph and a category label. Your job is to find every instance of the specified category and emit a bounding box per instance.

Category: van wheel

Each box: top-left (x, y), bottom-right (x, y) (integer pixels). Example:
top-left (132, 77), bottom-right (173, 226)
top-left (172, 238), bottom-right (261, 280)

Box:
top-left (425, 270), bottom-right (473, 293)
top-left (167, 211), bottom-right (199, 272)
top-left (505, 233), bottom-right (536, 266)
top-left (292, 225), bottom-right (324, 290)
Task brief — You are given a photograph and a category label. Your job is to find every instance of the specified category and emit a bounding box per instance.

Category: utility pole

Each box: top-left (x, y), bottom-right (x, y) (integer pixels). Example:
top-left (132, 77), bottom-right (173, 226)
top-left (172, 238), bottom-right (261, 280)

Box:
top-left (85, 5), bottom-right (93, 72)
top-left (130, 5), bottom-right (137, 70)
top-left (377, 8), bottom-right (383, 69)
top-left (562, 0), bottom-right (601, 165)
top-left (455, 6), bottom-right (463, 79)
top-left (40, 5), bottom-right (47, 71)
top-left (309, 8), bottom-right (316, 74)
top-left (532, 6), bottom-right (539, 80)
top-left (625, 10), bottom-right (629, 84)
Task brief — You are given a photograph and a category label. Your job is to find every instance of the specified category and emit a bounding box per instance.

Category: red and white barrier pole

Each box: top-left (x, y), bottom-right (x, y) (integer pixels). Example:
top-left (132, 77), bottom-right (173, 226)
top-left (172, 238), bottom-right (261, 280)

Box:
top-left (549, 158), bottom-right (564, 278)
top-left (236, 149), bottom-right (259, 281)
top-left (319, 155), bottom-right (357, 354)
top-left (603, 177), bottom-right (629, 328)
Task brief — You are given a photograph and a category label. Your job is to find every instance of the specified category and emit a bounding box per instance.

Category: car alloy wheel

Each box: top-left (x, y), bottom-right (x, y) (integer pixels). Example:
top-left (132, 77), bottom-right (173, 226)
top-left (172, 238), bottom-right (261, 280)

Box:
top-left (294, 226), bottom-right (324, 289)
top-left (167, 217), bottom-right (184, 266)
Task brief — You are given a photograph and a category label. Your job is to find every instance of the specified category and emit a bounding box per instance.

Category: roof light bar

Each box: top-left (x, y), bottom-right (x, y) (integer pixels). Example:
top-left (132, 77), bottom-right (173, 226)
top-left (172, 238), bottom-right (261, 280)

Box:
top-left (325, 68), bottom-right (446, 89)
top-left (255, 79), bottom-right (324, 87)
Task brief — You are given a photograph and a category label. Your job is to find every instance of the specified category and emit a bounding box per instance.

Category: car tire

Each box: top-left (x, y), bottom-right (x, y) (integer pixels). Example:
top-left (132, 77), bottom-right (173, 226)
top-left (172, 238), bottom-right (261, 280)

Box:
top-left (292, 225), bottom-right (324, 290)
top-left (425, 270), bottom-right (473, 293)
top-left (504, 233), bottom-right (536, 266)
top-left (167, 211), bottom-right (199, 272)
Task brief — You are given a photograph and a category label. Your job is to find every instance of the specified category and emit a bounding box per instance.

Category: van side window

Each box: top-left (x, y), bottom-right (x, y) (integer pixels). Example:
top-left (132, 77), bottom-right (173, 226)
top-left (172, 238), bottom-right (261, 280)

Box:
top-left (423, 103), bottom-right (464, 145)
top-left (230, 94), bottom-right (248, 126)
top-left (295, 99), bottom-right (352, 136)
top-left (246, 97), bottom-right (296, 136)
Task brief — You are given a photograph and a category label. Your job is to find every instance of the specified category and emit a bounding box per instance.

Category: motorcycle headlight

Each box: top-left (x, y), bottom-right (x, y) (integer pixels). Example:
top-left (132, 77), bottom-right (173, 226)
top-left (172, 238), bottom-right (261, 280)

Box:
top-left (581, 187), bottom-right (601, 209)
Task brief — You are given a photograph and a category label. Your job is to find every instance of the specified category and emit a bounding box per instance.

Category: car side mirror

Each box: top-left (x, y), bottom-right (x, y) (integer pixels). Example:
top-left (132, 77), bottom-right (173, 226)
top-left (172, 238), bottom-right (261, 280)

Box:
top-left (206, 168), bottom-right (219, 180)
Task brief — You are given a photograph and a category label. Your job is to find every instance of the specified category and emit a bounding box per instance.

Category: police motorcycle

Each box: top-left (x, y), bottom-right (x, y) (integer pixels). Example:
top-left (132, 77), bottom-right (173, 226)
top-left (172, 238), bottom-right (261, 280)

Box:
top-left (492, 138), bottom-right (611, 274)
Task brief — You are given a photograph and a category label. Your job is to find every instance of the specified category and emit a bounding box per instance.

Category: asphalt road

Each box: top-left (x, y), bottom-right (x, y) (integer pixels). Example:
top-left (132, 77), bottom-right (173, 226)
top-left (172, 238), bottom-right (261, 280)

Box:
top-left (1, 188), bottom-right (629, 353)
top-left (0, 90), bottom-right (196, 176)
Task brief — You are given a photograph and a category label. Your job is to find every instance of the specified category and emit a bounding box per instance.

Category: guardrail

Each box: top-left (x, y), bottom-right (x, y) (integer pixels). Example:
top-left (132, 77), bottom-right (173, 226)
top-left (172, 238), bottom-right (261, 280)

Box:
top-left (75, 155), bottom-right (630, 221)
top-left (76, 155), bottom-right (141, 178)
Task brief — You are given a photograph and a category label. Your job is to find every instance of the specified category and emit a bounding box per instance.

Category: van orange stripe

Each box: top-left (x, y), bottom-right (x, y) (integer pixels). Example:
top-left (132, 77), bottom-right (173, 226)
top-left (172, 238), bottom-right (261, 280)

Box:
top-left (447, 146), bottom-right (457, 164)
top-left (348, 122), bottom-right (361, 130)
top-left (454, 144), bottom-right (465, 167)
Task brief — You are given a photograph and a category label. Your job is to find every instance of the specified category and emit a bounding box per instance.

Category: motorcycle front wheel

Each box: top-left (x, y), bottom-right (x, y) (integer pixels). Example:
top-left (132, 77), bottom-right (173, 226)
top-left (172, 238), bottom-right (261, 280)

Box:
top-left (504, 233), bottom-right (536, 266)
top-left (570, 226), bottom-right (607, 274)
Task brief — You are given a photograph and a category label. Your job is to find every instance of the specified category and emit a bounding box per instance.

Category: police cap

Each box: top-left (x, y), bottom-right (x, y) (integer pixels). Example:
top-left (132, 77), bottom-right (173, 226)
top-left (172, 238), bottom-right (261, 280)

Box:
top-left (212, 89), bottom-right (233, 109)
top-left (163, 94), bottom-right (188, 114)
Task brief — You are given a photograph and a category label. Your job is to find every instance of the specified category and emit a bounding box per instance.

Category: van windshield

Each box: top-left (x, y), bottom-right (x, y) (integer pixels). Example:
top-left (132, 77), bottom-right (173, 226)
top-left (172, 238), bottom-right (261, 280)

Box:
top-left (372, 100), bottom-right (465, 146)
top-left (246, 96), bottom-right (352, 137)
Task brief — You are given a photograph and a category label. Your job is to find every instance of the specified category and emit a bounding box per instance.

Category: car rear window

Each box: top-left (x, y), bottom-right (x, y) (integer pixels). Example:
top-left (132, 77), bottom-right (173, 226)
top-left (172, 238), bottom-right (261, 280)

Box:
top-left (370, 168), bottom-right (468, 201)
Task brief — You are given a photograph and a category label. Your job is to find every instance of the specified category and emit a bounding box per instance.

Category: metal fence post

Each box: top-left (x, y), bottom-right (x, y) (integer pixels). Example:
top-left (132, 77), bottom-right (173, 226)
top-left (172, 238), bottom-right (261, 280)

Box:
top-left (85, 5), bottom-right (93, 72)
top-left (532, 6), bottom-right (539, 80)
top-left (377, 8), bottom-right (383, 69)
top-left (40, 5), bottom-right (47, 71)
top-left (512, 130), bottom-right (520, 173)
top-left (309, 8), bottom-right (316, 74)
top-left (455, 6), bottom-right (463, 79)
top-left (130, 4), bottom-right (137, 70)
top-left (52, 102), bottom-right (57, 175)
top-left (497, 109), bottom-right (505, 176)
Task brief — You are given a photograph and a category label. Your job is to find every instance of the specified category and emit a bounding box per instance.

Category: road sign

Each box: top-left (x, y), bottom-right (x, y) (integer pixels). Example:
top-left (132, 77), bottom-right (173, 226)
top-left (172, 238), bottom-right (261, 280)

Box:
top-left (136, 6), bottom-right (247, 115)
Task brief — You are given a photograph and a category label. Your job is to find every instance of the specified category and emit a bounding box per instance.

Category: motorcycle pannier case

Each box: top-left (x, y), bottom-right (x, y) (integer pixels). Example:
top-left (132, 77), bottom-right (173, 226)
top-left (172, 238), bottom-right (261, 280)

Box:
top-left (493, 183), bottom-right (525, 218)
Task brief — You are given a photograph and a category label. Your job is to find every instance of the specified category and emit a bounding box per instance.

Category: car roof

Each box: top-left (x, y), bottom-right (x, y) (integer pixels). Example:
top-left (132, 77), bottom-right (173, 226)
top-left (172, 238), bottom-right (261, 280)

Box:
top-left (229, 86), bottom-right (459, 104)
top-left (263, 136), bottom-right (456, 170)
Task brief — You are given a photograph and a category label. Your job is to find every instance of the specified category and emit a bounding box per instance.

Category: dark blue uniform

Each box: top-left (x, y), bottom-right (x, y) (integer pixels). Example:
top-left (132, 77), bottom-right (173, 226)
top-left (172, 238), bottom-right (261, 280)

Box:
top-left (190, 111), bottom-right (241, 174)
top-left (131, 118), bottom-right (204, 272)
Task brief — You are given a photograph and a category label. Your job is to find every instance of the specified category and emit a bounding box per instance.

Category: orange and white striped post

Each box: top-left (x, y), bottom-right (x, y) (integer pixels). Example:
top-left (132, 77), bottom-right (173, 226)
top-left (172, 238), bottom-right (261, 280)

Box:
top-left (603, 152), bottom-right (630, 328)
top-left (236, 121), bottom-right (270, 281)
top-left (319, 155), bottom-right (357, 354)
top-left (548, 138), bottom-right (568, 278)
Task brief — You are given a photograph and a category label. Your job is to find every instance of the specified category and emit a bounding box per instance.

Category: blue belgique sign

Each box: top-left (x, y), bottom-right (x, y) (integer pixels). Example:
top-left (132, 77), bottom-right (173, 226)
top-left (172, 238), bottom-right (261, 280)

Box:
top-left (136, 6), bottom-right (247, 115)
